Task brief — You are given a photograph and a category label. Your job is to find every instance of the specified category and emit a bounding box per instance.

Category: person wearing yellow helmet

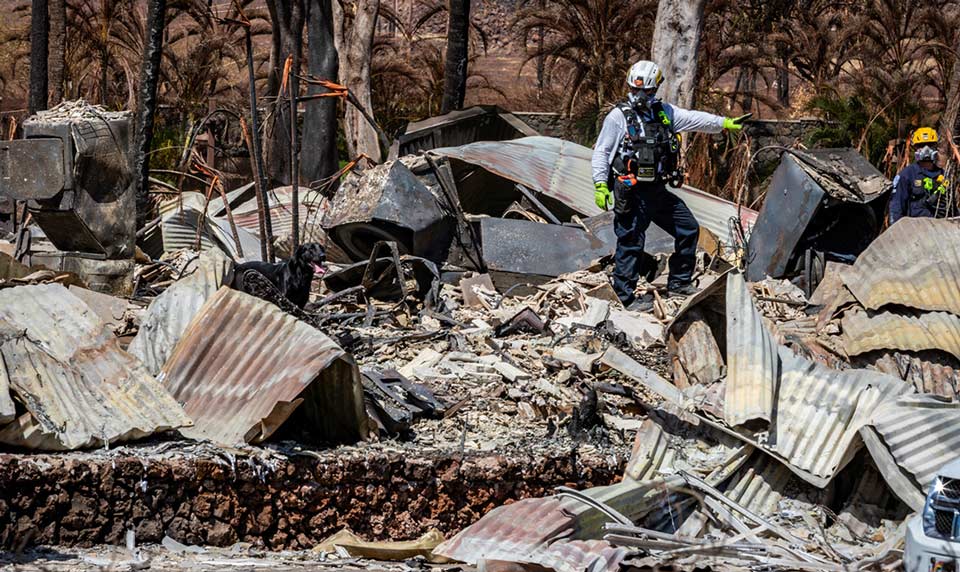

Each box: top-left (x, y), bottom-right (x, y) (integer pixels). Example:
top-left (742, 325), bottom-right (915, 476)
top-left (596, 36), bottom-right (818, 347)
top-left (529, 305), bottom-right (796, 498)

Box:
top-left (890, 127), bottom-right (952, 223)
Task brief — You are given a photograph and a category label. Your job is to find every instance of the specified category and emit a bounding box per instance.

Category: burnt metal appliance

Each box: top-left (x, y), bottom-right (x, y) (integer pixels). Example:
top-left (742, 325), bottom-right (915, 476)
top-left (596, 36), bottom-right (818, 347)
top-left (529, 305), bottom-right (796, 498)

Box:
top-left (0, 104), bottom-right (136, 294)
top-left (745, 148), bottom-right (890, 293)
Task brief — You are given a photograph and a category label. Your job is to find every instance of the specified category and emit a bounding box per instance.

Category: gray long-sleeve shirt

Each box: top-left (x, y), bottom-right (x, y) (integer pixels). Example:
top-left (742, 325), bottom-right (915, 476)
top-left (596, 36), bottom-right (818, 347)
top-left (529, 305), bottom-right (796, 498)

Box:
top-left (591, 102), bottom-right (726, 184)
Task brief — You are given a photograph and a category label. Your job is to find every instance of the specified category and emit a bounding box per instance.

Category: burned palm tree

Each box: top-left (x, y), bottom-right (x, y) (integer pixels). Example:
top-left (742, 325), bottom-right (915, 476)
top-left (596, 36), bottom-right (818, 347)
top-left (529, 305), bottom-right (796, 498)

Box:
top-left (513, 0), bottom-right (656, 122)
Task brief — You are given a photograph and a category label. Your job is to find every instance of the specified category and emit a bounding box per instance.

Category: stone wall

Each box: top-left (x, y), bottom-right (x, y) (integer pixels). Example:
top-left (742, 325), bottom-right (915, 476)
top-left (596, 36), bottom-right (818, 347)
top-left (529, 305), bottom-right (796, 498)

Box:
top-left (0, 448), bottom-right (623, 550)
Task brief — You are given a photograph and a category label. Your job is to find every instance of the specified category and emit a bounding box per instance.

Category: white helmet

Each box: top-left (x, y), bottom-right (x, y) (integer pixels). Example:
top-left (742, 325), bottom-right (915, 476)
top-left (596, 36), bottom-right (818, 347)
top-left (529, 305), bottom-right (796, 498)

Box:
top-left (627, 60), bottom-right (663, 90)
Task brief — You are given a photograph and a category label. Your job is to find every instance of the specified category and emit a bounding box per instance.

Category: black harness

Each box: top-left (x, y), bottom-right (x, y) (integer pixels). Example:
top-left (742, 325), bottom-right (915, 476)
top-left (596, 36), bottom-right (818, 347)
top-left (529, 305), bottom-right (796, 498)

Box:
top-left (611, 100), bottom-right (683, 186)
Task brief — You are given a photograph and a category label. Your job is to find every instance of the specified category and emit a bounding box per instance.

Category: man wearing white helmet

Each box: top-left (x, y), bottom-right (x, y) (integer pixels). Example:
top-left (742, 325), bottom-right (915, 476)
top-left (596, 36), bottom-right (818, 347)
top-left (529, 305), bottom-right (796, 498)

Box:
top-left (592, 60), bottom-right (749, 308)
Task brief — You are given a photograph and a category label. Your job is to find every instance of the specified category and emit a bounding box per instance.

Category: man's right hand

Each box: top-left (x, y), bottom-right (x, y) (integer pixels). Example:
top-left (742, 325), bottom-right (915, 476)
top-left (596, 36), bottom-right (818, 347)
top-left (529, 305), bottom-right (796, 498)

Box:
top-left (595, 181), bottom-right (612, 210)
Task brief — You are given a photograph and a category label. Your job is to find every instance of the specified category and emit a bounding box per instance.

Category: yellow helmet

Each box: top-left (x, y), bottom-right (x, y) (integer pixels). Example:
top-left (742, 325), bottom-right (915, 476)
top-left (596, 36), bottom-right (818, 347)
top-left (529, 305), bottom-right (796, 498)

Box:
top-left (912, 127), bottom-right (938, 145)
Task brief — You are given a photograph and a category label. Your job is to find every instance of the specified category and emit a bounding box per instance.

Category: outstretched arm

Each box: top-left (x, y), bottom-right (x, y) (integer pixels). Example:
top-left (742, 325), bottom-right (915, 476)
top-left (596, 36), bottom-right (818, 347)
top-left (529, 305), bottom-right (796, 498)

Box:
top-left (670, 105), bottom-right (726, 134)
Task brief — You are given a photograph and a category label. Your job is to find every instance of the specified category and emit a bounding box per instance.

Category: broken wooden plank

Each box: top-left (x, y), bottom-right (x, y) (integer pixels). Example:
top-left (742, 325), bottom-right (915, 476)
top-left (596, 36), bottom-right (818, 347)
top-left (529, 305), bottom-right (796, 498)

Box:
top-left (600, 346), bottom-right (683, 403)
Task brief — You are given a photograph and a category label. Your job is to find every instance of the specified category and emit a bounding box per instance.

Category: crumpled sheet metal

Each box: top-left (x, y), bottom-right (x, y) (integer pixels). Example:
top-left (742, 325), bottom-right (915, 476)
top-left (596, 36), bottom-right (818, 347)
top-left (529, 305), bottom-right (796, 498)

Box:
top-left (159, 287), bottom-right (368, 446)
top-left (842, 309), bottom-right (960, 360)
top-left (767, 346), bottom-right (913, 487)
top-left (842, 218), bottom-right (960, 314)
top-left (624, 419), bottom-right (674, 483)
top-left (433, 496), bottom-right (627, 572)
top-left (719, 452), bottom-right (792, 519)
top-left (870, 395), bottom-right (960, 491)
top-left (0, 284), bottom-right (191, 450)
top-left (128, 248), bottom-right (234, 376)
top-left (671, 273), bottom-right (916, 487)
top-left (724, 272), bottom-right (778, 426)
top-left (429, 136), bottom-right (757, 247)
top-left (860, 350), bottom-right (960, 399)
top-left (158, 192), bottom-right (262, 261)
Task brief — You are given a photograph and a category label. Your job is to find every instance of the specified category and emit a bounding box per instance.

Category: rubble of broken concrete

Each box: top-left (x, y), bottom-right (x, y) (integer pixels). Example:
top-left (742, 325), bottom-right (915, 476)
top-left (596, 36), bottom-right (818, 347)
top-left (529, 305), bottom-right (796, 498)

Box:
top-left (0, 126), bottom-right (958, 571)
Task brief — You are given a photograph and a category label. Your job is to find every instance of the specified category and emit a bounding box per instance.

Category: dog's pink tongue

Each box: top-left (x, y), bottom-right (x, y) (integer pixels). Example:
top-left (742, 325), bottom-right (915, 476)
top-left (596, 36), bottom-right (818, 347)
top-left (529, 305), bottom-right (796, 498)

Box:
top-left (312, 263), bottom-right (326, 276)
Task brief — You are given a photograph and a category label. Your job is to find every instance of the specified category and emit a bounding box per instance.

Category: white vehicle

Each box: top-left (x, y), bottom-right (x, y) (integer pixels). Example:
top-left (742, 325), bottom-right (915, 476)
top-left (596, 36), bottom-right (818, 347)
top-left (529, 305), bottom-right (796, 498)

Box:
top-left (905, 459), bottom-right (960, 572)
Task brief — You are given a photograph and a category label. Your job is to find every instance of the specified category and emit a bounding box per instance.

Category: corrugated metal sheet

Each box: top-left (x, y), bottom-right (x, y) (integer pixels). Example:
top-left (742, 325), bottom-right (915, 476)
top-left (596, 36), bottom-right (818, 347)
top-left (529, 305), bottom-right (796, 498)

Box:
top-left (433, 496), bottom-right (627, 572)
top-left (871, 395), bottom-right (960, 489)
top-left (720, 452), bottom-right (792, 518)
top-left (768, 346), bottom-right (913, 486)
top-left (159, 287), bottom-right (368, 446)
top-left (724, 272), bottom-right (778, 426)
top-left (862, 350), bottom-right (960, 399)
top-left (842, 309), bottom-right (960, 360)
top-left (0, 284), bottom-right (191, 450)
top-left (624, 419), bottom-right (675, 483)
top-left (843, 218), bottom-right (960, 314)
top-left (158, 193), bottom-right (262, 261)
top-left (226, 187), bottom-right (326, 238)
top-left (430, 136), bottom-right (758, 248)
top-left (128, 248), bottom-right (233, 376)
top-left (394, 105), bottom-right (539, 158)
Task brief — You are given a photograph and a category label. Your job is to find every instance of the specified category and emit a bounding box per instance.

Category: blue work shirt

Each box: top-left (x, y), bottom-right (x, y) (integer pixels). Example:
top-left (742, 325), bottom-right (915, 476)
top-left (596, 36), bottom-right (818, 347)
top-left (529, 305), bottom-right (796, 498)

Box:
top-left (889, 162), bottom-right (947, 223)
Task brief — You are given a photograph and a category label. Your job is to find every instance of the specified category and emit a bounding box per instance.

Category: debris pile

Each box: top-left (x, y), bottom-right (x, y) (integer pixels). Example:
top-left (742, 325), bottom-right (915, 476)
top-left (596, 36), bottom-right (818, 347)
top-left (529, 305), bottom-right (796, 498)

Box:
top-left (0, 123), bottom-right (957, 570)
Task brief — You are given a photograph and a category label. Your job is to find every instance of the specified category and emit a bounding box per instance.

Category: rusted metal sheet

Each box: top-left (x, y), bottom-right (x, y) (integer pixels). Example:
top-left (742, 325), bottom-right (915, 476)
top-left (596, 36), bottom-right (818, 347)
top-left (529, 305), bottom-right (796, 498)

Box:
top-left (0, 283), bottom-right (191, 450)
top-left (871, 395), bottom-right (960, 491)
top-left (842, 218), bottom-right (960, 314)
top-left (159, 287), bottom-right (369, 446)
top-left (725, 272), bottom-right (778, 426)
top-left (430, 136), bottom-right (757, 248)
top-left (128, 248), bottom-right (233, 376)
top-left (434, 496), bottom-right (627, 572)
top-left (672, 318), bottom-right (724, 387)
top-left (158, 193), bottom-right (262, 260)
top-left (858, 350), bottom-right (960, 399)
top-left (391, 105), bottom-right (539, 159)
top-left (842, 309), bottom-right (960, 360)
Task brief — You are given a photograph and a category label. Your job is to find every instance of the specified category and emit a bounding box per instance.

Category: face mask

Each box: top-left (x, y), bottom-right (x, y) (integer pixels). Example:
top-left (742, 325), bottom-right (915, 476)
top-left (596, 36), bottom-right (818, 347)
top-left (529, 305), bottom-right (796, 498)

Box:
top-left (627, 89), bottom-right (657, 109)
top-left (915, 145), bottom-right (938, 163)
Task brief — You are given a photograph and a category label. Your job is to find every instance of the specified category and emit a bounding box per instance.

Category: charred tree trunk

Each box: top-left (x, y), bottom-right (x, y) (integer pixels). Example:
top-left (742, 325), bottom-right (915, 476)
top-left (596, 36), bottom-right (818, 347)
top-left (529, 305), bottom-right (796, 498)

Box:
top-left (28, 0), bottom-right (49, 115)
top-left (536, 0), bottom-right (544, 100)
top-left (48, 0), bottom-right (66, 105)
top-left (336, 0), bottom-right (382, 162)
top-left (302, 0), bottom-right (340, 187)
top-left (777, 54), bottom-right (790, 108)
top-left (650, 0), bottom-right (706, 108)
top-left (440, 0), bottom-right (470, 114)
top-left (264, 0), bottom-right (305, 186)
top-left (100, 48), bottom-right (110, 105)
top-left (940, 49), bottom-right (960, 144)
top-left (133, 0), bottom-right (167, 228)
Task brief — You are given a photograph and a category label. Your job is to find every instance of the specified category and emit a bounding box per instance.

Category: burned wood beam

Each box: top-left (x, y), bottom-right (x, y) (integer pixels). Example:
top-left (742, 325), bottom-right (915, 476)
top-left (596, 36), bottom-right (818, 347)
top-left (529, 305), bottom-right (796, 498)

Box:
top-left (516, 183), bottom-right (562, 225)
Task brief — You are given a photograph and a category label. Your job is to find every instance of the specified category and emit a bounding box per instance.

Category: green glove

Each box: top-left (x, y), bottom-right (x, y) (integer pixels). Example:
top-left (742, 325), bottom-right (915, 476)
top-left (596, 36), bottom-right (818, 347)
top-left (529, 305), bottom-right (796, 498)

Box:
top-left (595, 181), bottom-right (612, 210)
top-left (723, 113), bottom-right (752, 131)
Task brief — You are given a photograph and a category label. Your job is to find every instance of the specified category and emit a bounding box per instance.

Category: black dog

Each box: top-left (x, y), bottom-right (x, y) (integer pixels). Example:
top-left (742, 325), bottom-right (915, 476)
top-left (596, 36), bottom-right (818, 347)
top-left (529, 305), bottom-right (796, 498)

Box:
top-left (232, 243), bottom-right (326, 308)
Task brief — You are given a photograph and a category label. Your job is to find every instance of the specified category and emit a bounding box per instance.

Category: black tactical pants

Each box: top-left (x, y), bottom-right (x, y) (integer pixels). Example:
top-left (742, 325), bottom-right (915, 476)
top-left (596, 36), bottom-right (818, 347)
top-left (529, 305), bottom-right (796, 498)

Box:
top-left (611, 179), bottom-right (700, 305)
